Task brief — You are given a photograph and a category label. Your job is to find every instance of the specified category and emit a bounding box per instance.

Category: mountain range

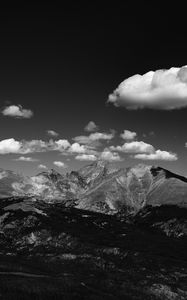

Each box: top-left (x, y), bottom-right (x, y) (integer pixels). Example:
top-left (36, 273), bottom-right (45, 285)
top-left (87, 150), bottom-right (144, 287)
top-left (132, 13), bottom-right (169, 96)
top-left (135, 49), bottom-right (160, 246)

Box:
top-left (0, 162), bottom-right (187, 299)
top-left (1, 161), bottom-right (187, 214)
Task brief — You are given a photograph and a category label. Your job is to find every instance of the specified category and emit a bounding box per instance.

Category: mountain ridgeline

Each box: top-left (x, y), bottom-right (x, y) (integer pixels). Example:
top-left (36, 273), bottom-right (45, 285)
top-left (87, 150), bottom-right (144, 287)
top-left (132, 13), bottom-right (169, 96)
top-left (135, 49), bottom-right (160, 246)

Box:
top-left (1, 162), bottom-right (187, 215)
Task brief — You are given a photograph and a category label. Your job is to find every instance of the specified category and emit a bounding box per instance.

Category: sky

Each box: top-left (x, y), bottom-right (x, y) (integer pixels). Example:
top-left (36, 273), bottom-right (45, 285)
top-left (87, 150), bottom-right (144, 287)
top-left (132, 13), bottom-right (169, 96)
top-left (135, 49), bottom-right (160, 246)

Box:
top-left (1, 3), bottom-right (187, 176)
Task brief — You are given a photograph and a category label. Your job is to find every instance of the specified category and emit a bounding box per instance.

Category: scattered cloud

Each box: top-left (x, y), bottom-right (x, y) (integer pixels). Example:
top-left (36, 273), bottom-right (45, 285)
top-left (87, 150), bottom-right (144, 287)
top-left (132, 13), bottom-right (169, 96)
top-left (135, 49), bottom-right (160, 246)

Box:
top-left (134, 150), bottom-right (178, 161)
top-left (38, 164), bottom-right (48, 169)
top-left (84, 121), bottom-right (99, 132)
top-left (75, 154), bottom-right (97, 161)
top-left (53, 161), bottom-right (67, 168)
top-left (110, 141), bottom-right (154, 154)
top-left (47, 130), bottom-right (59, 137)
top-left (120, 130), bottom-right (137, 140)
top-left (2, 105), bottom-right (33, 118)
top-left (14, 156), bottom-right (38, 162)
top-left (108, 66), bottom-right (187, 110)
top-left (100, 149), bottom-right (122, 162)
top-left (0, 136), bottom-right (177, 163)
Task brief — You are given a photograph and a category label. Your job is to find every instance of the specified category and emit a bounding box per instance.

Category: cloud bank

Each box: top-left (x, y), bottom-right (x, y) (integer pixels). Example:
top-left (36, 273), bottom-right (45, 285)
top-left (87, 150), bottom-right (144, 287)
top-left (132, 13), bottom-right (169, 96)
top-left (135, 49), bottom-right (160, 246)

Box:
top-left (108, 66), bottom-right (187, 110)
top-left (134, 150), bottom-right (177, 161)
top-left (0, 136), bottom-right (177, 163)
top-left (110, 141), bottom-right (177, 161)
top-left (2, 105), bottom-right (33, 118)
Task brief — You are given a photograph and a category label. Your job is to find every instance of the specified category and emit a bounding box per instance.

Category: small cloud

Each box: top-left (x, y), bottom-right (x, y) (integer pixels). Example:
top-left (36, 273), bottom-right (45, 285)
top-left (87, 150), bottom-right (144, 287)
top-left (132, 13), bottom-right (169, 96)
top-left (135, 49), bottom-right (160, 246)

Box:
top-left (84, 121), bottom-right (99, 132)
top-left (53, 161), bottom-right (67, 168)
top-left (0, 171), bottom-right (8, 180)
top-left (73, 131), bottom-right (115, 145)
top-left (53, 139), bottom-right (71, 150)
top-left (75, 154), bottom-right (97, 161)
top-left (110, 141), bottom-right (154, 154)
top-left (134, 150), bottom-right (177, 161)
top-left (14, 156), bottom-right (38, 162)
top-left (2, 105), bottom-right (33, 118)
top-left (108, 66), bottom-right (187, 110)
top-left (120, 130), bottom-right (137, 140)
top-left (100, 149), bottom-right (122, 162)
top-left (68, 143), bottom-right (87, 154)
top-left (38, 164), bottom-right (48, 169)
top-left (46, 130), bottom-right (59, 137)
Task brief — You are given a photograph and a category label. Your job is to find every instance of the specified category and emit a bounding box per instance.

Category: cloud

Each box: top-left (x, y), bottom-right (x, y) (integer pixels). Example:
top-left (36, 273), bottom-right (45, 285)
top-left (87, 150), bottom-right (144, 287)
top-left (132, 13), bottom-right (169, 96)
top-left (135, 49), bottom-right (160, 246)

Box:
top-left (75, 154), bottom-right (97, 161)
top-left (47, 130), bottom-right (59, 137)
top-left (120, 130), bottom-right (137, 140)
top-left (111, 141), bottom-right (154, 154)
top-left (68, 143), bottom-right (87, 154)
top-left (14, 156), bottom-right (38, 162)
top-left (2, 105), bottom-right (33, 118)
top-left (0, 138), bottom-right (47, 155)
top-left (53, 139), bottom-right (71, 151)
top-left (100, 149), bottom-right (122, 162)
top-left (108, 66), bottom-right (187, 110)
top-left (38, 164), bottom-right (48, 169)
top-left (0, 138), bottom-right (88, 156)
top-left (84, 121), bottom-right (99, 132)
top-left (0, 138), bottom-right (21, 154)
top-left (21, 140), bottom-right (48, 154)
top-left (134, 150), bottom-right (177, 161)
top-left (73, 131), bottom-right (115, 145)
top-left (0, 171), bottom-right (8, 179)
top-left (53, 161), bottom-right (67, 168)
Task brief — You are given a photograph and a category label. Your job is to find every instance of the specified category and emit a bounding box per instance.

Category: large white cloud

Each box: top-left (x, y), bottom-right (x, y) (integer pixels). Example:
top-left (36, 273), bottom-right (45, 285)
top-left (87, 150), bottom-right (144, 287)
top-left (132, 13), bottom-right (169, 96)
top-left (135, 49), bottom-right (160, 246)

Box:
top-left (108, 66), bottom-right (187, 110)
top-left (0, 138), bottom-right (21, 154)
top-left (134, 150), bottom-right (177, 161)
top-left (110, 141), bottom-right (154, 153)
top-left (2, 105), bottom-right (33, 118)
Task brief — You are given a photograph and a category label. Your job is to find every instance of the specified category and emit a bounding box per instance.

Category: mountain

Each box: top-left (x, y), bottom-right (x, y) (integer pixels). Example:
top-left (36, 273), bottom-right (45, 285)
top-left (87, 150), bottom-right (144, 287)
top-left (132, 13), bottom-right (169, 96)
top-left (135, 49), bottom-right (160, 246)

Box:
top-left (1, 162), bottom-right (187, 214)
top-left (0, 162), bottom-right (187, 298)
top-left (76, 163), bottom-right (187, 214)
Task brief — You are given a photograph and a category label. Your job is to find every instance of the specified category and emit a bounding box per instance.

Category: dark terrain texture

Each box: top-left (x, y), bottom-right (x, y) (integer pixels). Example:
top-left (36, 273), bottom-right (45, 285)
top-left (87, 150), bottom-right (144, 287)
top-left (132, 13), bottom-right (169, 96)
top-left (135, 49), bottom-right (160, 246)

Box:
top-left (0, 162), bottom-right (187, 299)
